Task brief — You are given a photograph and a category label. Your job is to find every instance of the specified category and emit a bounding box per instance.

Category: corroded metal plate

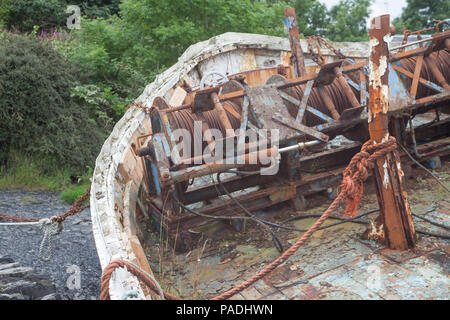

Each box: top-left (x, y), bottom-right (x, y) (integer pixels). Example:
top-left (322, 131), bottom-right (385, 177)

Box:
top-left (246, 86), bottom-right (299, 141)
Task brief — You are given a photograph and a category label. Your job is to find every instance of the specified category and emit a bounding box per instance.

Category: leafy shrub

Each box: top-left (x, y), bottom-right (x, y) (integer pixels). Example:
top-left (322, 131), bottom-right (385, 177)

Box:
top-left (3, 0), bottom-right (66, 32)
top-left (0, 0), bottom-right (12, 28)
top-left (69, 0), bottom-right (121, 19)
top-left (0, 32), bottom-right (105, 171)
top-left (57, 0), bottom-right (288, 122)
top-left (2, 0), bottom-right (121, 32)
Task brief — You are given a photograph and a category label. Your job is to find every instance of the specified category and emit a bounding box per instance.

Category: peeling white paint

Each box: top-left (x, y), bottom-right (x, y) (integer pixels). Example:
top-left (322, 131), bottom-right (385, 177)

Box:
top-left (368, 221), bottom-right (385, 240)
top-left (396, 161), bottom-right (404, 181)
top-left (370, 37), bottom-right (379, 49)
top-left (380, 84), bottom-right (389, 113)
top-left (383, 33), bottom-right (393, 50)
top-left (369, 55), bottom-right (387, 89)
top-left (382, 160), bottom-right (390, 189)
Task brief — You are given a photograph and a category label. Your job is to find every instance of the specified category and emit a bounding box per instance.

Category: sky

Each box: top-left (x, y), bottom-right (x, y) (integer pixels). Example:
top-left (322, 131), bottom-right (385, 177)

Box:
top-left (318, 0), bottom-right (407, 20)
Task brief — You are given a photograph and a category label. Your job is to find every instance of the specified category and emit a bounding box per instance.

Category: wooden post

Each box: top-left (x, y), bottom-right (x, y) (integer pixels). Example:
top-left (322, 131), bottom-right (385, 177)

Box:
top-left (367, 15), bottom-right (416, 250)
top-left (284, 8), bottom-right (306, 77)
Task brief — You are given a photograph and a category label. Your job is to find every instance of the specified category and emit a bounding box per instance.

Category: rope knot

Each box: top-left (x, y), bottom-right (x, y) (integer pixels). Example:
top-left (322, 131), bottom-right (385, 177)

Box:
top-left (340, 136), bottom-right (397, 218)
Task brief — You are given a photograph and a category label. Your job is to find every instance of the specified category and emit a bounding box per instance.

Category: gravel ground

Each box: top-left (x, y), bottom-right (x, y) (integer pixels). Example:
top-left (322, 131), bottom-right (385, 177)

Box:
top-left (0, 190), bottom-right (101, 300)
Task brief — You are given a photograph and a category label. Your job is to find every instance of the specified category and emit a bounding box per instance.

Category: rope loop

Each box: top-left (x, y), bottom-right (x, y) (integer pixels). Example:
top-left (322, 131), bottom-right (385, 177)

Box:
top-left (100, 259), bottom-right (172, 300)
top-left (38, 218), bottom-right (63, 262)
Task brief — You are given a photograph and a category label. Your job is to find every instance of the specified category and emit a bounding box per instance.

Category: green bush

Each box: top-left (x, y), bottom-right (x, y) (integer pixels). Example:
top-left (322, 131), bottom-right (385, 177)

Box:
top-left (0, 32), bottom-right (105, 171)
top-left (0, 0), bottom-right (12, 28)
top-left (3, 0), bottom-right (65, 32)
top-left (1, 0), bottom-right (121, 32)
top-left (57, 0), bottom-right (288, 121)
top-left (69, 0), bottom-right (121, 19)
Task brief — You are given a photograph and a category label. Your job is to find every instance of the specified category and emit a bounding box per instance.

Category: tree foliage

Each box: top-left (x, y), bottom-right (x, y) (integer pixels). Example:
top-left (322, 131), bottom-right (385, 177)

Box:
top-left (0, 0), bottom-right (122, 32)
top-left (393, 0), bottom-right (450, 33)
top-left (327, 0), bottom-right (372, 42)
top-left (0, 32), bottom-right (105, 170)
top-left (293, 0), bottom-right (329, 37)
top-left (118, 0), bottom-right (286, 69)
top-left (66, 0), bottom-right (121, 19)
top-left (0, 0), bottom-right (378, 177)
top-left (0, 0), bottom-right (12, 28)
top-left (2, 0), bottom-right (66, 32)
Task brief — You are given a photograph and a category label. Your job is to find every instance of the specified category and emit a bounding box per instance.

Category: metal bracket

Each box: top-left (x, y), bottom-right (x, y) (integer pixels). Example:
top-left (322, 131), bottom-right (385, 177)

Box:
top-left (272, 112), bottom-right (329, 142)
top-left (192, 86), bottom-right (220, 113)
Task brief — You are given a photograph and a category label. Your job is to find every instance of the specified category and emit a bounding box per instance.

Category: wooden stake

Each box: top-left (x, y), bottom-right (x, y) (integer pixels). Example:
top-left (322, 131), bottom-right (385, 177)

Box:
top-left (367, 15), bottom-right (416, 250)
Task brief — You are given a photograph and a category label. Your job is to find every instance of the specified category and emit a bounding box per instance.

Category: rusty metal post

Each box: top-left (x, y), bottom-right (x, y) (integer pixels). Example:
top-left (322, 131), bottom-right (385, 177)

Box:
top-left (367, 15), bottom-right (416, 250)
top-left (284, 8), bottom-right (306, 77)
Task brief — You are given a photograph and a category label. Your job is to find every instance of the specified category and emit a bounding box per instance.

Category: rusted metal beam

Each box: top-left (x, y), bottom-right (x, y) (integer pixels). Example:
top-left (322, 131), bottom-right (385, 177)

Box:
top-left (410, 54), bottom-right (424, 97)
top-left (391, 64), bottom-right (445, 93)
top-left (284, 8), bottom-right (307, 77)
top-left (368, 15), bottom-right (416, 250)
top-left (272, 112), bottom-right (330, 142)
top-left (424, 55), bottom-right (450, 91)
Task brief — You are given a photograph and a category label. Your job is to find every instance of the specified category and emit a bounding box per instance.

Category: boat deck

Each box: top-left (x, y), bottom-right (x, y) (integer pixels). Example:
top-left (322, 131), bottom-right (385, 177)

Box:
top-left (143, 159), bottom-right (449, 300)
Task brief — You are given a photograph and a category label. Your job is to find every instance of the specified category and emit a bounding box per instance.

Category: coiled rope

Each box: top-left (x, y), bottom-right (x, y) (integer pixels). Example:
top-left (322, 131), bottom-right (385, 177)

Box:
top-left (399, 50), bottom-right (450, 99)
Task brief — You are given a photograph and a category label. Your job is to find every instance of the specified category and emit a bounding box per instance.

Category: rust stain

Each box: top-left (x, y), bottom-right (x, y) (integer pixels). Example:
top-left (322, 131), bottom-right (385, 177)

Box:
top-left (240, 49), bottom-right (257, 72)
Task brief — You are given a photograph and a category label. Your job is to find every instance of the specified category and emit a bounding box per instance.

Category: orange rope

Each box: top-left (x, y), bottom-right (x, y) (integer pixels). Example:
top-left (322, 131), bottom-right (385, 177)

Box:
top-left (100, 137), bottom-right (397, 300)
top-left (100, 259), bottom-right (180, 300)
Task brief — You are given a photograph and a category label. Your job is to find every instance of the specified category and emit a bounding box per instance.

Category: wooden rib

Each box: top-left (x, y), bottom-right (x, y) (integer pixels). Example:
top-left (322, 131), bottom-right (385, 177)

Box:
top-left (410, 54), bottom-right (424, 98)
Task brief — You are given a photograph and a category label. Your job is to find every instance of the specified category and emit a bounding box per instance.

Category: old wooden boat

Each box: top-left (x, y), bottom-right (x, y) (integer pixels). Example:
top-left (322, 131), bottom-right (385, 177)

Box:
top-left (91, 14), bottom-right (450, 300)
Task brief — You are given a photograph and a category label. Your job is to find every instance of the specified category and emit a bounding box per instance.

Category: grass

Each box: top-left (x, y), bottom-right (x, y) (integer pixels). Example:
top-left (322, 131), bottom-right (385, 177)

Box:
top-left (60, 181), bottom-right (91, 204)
top-left (0, 150), bottom-right (92, 204)
top-left (20, 195), bottom-right (39, 204)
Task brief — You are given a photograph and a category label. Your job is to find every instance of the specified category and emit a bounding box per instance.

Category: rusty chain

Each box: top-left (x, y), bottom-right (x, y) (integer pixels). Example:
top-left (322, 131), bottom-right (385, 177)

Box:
top-left (0, 185), bottom-right (91, 224)
top-left (306, 36), bottom-right (347, 66)
top-left (0, 185), bottom-right (91, 262)
top-left (306, 36), bottom-right (324, 66)
top-left (127, 101), bottom-right (152, 113)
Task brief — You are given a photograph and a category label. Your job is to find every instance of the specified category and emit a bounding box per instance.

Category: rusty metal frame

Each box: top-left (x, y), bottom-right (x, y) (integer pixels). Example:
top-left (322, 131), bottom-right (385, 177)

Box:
top-left (137, 21), bottom-right (450, 251)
